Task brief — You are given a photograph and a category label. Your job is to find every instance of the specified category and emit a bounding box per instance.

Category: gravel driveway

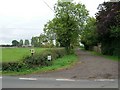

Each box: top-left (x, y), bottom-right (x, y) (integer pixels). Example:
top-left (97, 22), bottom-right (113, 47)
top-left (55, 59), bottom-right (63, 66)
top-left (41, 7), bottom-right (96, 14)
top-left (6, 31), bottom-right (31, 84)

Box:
top-left (24, 49), bottom-right (118, 80)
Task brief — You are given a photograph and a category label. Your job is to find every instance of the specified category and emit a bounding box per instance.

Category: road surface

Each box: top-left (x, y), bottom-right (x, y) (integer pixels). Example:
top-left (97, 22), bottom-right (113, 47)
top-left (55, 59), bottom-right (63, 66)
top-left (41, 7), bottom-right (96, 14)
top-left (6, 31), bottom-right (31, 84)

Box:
top-left (1, 76), bottom-right (118, 88)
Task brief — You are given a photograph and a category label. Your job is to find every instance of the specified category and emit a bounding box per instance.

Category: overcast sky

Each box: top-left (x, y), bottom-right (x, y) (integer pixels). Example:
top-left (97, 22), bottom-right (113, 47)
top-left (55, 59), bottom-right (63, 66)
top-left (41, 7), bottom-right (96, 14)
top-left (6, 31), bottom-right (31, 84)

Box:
top-left (0, 0), bottom-right (109, 45)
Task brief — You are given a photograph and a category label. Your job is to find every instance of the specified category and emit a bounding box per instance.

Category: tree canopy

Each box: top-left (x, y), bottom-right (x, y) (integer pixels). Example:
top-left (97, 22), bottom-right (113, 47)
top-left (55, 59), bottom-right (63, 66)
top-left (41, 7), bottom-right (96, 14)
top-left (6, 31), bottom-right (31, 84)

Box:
top-left (80, 17), bottom-right (98, 50)
top-left (24, 39), bottom-right (29, 46)
top-left (96, 2), bottom-right (120, 38)
top-left (19, 39), bottom-right (23, 47)
top-left (44, 1), bottom-right (88, 54)
top-left (12, 40), bottom-right (19, 46)
top-left (95, 1), bottom-right (120, 55)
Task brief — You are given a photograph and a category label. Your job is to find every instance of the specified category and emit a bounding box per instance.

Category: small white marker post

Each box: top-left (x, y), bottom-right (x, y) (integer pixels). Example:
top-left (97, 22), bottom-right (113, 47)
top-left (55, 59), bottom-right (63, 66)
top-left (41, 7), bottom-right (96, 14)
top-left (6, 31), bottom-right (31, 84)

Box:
top-left (47, 55), bottom-right (51, 61)
top-left (30, 49), bottom-right (35, 56)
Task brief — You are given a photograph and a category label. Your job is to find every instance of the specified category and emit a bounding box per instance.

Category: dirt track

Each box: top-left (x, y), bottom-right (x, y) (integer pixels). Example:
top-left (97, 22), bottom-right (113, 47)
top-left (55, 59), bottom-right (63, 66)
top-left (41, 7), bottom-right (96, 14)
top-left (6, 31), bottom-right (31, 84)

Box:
top-left (24, 49), bottom-right (118, 80)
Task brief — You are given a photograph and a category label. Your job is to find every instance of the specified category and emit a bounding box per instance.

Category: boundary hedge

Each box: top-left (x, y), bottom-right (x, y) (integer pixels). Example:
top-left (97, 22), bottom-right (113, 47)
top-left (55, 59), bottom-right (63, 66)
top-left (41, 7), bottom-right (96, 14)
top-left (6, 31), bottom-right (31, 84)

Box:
top-left (2, 48), bottom-right (66, 71)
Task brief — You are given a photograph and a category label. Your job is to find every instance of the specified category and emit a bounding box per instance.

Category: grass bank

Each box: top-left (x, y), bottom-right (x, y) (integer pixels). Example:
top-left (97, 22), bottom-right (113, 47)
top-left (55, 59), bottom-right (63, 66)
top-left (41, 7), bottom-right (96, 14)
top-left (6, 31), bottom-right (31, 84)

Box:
top-left (80, 48), bottom-right (118, 61)
top-left (2, 54), bottom-right (78, 75)
top-left (91, 51), bottom-right (118, 61)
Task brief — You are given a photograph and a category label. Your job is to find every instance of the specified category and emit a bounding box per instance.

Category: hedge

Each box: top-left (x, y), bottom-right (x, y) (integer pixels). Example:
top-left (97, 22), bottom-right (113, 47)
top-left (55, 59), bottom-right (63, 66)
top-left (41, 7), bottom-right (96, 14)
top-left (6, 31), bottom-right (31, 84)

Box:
top-left (2, 48), bottom-right (66, 71)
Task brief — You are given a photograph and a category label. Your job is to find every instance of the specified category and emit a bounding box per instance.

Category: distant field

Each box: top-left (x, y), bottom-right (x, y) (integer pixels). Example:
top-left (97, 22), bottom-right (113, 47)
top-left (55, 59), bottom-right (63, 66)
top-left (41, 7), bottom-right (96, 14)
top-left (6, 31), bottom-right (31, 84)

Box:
top-left (2, 48), bottom-right (47, 62)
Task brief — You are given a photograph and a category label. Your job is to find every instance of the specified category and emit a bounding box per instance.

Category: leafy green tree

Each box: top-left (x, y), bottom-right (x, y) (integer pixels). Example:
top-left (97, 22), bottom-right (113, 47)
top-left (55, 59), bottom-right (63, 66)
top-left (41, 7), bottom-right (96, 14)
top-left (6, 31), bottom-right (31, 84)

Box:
top-left (31, 37), bottom-right (40, 47)
top-left (44, 0), bottom-right (88, 54)
top-left (24, 39), bottom-right (29, 46)
top-left (19, 39), bottom-right (23, 47)
top-left (39, 34), bottom-right (48, 44)
top-left (80, 17), bottom-right (98, 50)
top-left (12, 40), bottom-right (19, 46)
top-left (31, 34), bottom-right (48, 47)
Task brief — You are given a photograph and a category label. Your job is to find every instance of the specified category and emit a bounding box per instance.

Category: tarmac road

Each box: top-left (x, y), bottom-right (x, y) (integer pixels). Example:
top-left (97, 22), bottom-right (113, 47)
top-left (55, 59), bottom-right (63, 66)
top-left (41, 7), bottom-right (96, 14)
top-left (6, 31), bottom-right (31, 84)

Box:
top-left (1, 76), bottom-right (118, 88)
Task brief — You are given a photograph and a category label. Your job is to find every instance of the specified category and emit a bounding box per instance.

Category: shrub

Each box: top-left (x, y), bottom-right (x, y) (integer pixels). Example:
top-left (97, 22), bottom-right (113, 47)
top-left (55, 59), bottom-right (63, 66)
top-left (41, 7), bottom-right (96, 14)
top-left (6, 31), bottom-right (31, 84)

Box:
top-left (48, 48), bottom-right (66, 59)
top-left (23, 51), bottom-right (51, 68)
top-left (2, 48), bottom-right (66, 71)
top-left (101, 38), bottom-right (120, 56)
top-left (2, 61), bottom-right (27, 71)
top-left (23, 48), bottom-right (66, 67)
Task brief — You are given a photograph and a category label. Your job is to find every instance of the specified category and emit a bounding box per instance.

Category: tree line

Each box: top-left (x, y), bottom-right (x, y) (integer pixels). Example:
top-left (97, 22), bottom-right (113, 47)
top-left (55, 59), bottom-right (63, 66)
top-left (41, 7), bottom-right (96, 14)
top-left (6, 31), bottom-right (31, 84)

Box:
top-left (31, 33), bottom-right (55, 48)
top-left (12, 39), bottom-right (30, 47)
top-left (80, 1), bottom-right (120, 56)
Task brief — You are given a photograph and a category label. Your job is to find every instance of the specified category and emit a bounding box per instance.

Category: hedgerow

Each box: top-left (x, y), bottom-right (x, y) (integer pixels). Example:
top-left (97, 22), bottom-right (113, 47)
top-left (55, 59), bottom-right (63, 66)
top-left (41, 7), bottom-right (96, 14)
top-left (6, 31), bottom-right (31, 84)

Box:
top-left (2, 48), bottom-right (66, 71)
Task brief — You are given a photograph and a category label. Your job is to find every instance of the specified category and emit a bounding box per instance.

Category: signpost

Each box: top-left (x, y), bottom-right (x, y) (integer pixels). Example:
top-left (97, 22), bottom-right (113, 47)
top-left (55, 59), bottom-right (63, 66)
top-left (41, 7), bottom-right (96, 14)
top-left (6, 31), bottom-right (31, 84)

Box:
top-left (30, 49), bottom-right (35, 56)
top-left (47, 55), bottom-right (51, 61)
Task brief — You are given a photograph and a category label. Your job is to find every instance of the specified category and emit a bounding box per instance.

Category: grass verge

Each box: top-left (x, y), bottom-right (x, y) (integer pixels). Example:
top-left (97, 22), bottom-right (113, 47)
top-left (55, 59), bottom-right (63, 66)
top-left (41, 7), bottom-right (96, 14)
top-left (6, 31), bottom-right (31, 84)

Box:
top-left (2, 54), bottom-right (78, 75)
top-left (91, 51), bottom-right (118, 61)
top-left (80, 48), bottom-right (118, 61)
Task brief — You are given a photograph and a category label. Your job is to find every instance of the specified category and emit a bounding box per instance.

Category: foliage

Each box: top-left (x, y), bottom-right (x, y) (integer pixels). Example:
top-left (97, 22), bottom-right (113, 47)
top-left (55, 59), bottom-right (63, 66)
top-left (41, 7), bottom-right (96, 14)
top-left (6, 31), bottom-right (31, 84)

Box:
top-left (2, 62), bottom-right (26, 71)
top-left (31, 36), bottom-right (40, 47)
top-left (23, 48), bottom-right (66, 68)
top-left (2, 54), bottom-right (78, 75)
top-left (90, 50), bottom-right (119, 61)
top-left (31, 34), bottom-right (54, 47)
top-left (2, 48), bottom-right (66, 71)
top-left (12, 40), bottom-right (19, 46)
top-left (44, 1), bottom-right (88, 54)
top-left (0, 45), bottom-right (13, 47)
top-left (110, 26), bottom-right (120, 38)
top-left (80, 17), bottom-right (98, 50)
top-left (19, 39), bottom-right (23, 47)
top-left (95, 2), bottom-right (120, 55)
top-left (24, 39), bottom-right (29, 46)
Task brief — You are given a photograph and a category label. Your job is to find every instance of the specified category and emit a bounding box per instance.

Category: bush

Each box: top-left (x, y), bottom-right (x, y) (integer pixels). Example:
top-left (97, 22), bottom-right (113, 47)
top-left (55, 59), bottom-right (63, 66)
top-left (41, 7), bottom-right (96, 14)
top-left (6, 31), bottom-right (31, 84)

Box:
top-left (48, 48), bottom-right (66, 58)
top-left (2, 48), bottom-right (66, 71)
top-left (101, 38), bottom-right (120, 56)
top-left (23, 52), bottom-right (50, 68)
top-left (2, 62), bottom-right (27, 71)
top-left (23, 48), bottom-right (66, 68)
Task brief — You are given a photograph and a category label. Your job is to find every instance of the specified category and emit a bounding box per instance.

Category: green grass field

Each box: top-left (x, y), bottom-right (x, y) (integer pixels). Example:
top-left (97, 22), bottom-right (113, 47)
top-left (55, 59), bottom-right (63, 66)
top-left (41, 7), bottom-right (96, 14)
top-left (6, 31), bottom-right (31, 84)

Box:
top-left (1, 48), bottom-right (47, 62)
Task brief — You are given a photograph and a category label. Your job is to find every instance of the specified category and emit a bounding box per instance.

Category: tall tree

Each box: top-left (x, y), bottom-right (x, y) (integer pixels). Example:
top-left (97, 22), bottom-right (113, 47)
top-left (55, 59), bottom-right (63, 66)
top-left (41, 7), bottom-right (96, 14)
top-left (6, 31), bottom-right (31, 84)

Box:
top-left (31, 36), bottom-right (41, 47)
top-left (12, 40), bottom-right (19, 46)
top-left (44, 0), bottom-right (88, 54)
top-left (19, 39), bottom-right (23, 47)
top-left (80, 17), bottom-right (98, 50)
top-left (24, 39), bottom-right (29, 46)
top-left (95, 1), bottom-right (120, 55)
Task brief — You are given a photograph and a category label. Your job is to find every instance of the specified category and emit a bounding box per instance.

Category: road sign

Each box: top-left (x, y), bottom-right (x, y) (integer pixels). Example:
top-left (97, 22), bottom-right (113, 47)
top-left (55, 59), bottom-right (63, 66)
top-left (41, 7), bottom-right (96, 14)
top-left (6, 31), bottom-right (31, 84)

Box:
top-left (30, 49), bottom-right (35, 56)
top-left (47, 55), bottom-right (51, 61)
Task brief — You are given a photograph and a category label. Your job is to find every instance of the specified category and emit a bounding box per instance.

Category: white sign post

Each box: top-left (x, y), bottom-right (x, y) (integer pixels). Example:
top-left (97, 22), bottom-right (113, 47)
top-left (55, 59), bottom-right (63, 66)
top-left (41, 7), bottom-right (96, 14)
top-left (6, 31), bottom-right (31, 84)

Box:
top-left (47, 55), bottom-right (51, 61)
top-left (30, 49), bottom-right (35, 56)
